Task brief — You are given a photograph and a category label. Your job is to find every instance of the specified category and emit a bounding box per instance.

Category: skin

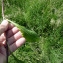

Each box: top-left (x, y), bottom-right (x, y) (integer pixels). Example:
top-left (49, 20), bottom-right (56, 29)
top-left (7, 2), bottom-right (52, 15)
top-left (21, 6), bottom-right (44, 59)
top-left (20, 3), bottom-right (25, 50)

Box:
top-left (0, 20), bottom-right (26, 63)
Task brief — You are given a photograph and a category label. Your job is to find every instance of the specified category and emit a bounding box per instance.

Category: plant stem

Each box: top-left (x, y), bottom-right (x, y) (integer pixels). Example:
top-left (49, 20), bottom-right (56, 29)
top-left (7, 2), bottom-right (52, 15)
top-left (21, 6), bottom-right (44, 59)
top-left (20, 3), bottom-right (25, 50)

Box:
top-left (2, 0), bottom-right (8, 63)
top-left (2, 0), bottom-right (5, 20)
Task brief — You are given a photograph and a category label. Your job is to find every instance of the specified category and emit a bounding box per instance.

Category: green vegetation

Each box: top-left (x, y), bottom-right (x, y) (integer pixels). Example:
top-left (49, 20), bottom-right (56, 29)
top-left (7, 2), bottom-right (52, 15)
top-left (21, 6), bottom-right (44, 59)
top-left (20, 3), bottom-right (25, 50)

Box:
top-left (0, 0), bottom-right (63, 63)
top-left (8, 20), bottom-right (39, 42)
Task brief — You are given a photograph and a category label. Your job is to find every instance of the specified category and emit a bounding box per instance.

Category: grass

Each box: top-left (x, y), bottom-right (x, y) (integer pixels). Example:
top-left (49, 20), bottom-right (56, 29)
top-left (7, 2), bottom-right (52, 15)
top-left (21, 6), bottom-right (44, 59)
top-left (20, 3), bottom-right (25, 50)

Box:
top-left (0, 0), bottom-right (63, 63)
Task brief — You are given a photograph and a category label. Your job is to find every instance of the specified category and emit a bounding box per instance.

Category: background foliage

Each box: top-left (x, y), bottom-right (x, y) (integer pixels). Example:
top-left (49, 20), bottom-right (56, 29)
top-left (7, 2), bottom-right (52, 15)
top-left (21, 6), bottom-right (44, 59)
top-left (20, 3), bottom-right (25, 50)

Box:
top-left (0, 0), bottom-right (63, 63)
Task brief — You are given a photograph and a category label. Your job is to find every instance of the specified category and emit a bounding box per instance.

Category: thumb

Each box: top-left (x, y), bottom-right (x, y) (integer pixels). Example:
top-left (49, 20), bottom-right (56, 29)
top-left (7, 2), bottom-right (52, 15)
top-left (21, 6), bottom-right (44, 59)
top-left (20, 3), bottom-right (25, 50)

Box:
top-left (0, 20), bottom-right (9, 35)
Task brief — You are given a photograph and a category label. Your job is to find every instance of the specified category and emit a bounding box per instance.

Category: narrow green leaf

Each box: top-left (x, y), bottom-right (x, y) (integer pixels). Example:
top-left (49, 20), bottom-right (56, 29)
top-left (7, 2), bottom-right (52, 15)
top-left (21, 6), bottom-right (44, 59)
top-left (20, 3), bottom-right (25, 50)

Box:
top-left (8, 20), bottom-right (39, 42)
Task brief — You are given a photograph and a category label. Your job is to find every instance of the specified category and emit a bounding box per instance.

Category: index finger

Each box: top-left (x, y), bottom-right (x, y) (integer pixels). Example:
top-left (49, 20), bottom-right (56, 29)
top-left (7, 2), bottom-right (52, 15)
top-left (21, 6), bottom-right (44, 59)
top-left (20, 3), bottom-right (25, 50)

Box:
top-left (8, 23), bottom-right (15, 30)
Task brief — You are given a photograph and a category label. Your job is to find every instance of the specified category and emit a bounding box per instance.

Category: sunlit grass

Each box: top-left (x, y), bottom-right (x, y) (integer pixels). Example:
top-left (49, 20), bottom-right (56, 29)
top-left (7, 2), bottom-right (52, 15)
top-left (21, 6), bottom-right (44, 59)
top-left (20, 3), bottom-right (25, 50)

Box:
top-left (0, 0), bottom-right (63, 63)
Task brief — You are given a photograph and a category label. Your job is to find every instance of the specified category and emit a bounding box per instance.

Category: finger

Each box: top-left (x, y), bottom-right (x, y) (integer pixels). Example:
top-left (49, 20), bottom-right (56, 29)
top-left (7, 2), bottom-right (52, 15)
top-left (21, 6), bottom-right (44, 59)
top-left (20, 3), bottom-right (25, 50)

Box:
top-left (0, 25), bottom-right (6, 35)
top-left (8, 23), bottom-right (15, 30)
top-left (0, 46), bottom-right (6, 56)
top-left (0, 36), bottom-right (5, 42)
top-left (8, 31), bottom-right (22, 45)
top-left (0, 33), bottom-right (6, 46)
top-left (0, 20), bottom-right (8, 35)
top-left (7, 27), bottom-right (19, 38)
top-left (10, 37), bottom-right (25, 52)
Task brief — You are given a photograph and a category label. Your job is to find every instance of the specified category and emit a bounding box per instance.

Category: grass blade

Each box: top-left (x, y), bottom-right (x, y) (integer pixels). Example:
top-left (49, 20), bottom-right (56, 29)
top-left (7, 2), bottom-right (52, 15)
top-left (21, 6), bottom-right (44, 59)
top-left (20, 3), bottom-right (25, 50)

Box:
top-left (8, 20), bottom-right (39, 42)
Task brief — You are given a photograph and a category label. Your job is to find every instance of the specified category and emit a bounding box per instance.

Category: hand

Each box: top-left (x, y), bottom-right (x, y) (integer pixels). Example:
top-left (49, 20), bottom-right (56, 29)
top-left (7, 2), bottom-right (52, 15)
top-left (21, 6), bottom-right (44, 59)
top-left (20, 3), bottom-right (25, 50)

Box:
top-left (0, 20), bottom-right (25, 63)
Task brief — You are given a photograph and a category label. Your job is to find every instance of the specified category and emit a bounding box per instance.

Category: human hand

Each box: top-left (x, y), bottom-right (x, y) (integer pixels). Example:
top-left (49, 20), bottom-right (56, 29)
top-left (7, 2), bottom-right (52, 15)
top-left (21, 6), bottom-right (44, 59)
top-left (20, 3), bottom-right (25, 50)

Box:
top-left (0, 20), bottom-right (25, 63)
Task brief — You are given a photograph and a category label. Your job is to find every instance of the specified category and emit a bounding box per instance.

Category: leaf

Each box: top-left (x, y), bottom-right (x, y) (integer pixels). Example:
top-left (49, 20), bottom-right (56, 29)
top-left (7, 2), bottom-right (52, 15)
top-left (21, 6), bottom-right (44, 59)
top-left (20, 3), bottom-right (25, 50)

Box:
top-left (8, 20), bottom-right (39, 42)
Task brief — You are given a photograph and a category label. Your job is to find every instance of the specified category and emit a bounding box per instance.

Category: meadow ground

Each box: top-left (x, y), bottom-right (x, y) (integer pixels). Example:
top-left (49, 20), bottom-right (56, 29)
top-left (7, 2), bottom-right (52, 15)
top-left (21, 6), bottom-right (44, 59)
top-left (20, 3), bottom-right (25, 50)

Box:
top-left (0, 0), bottom-right (63, 63)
